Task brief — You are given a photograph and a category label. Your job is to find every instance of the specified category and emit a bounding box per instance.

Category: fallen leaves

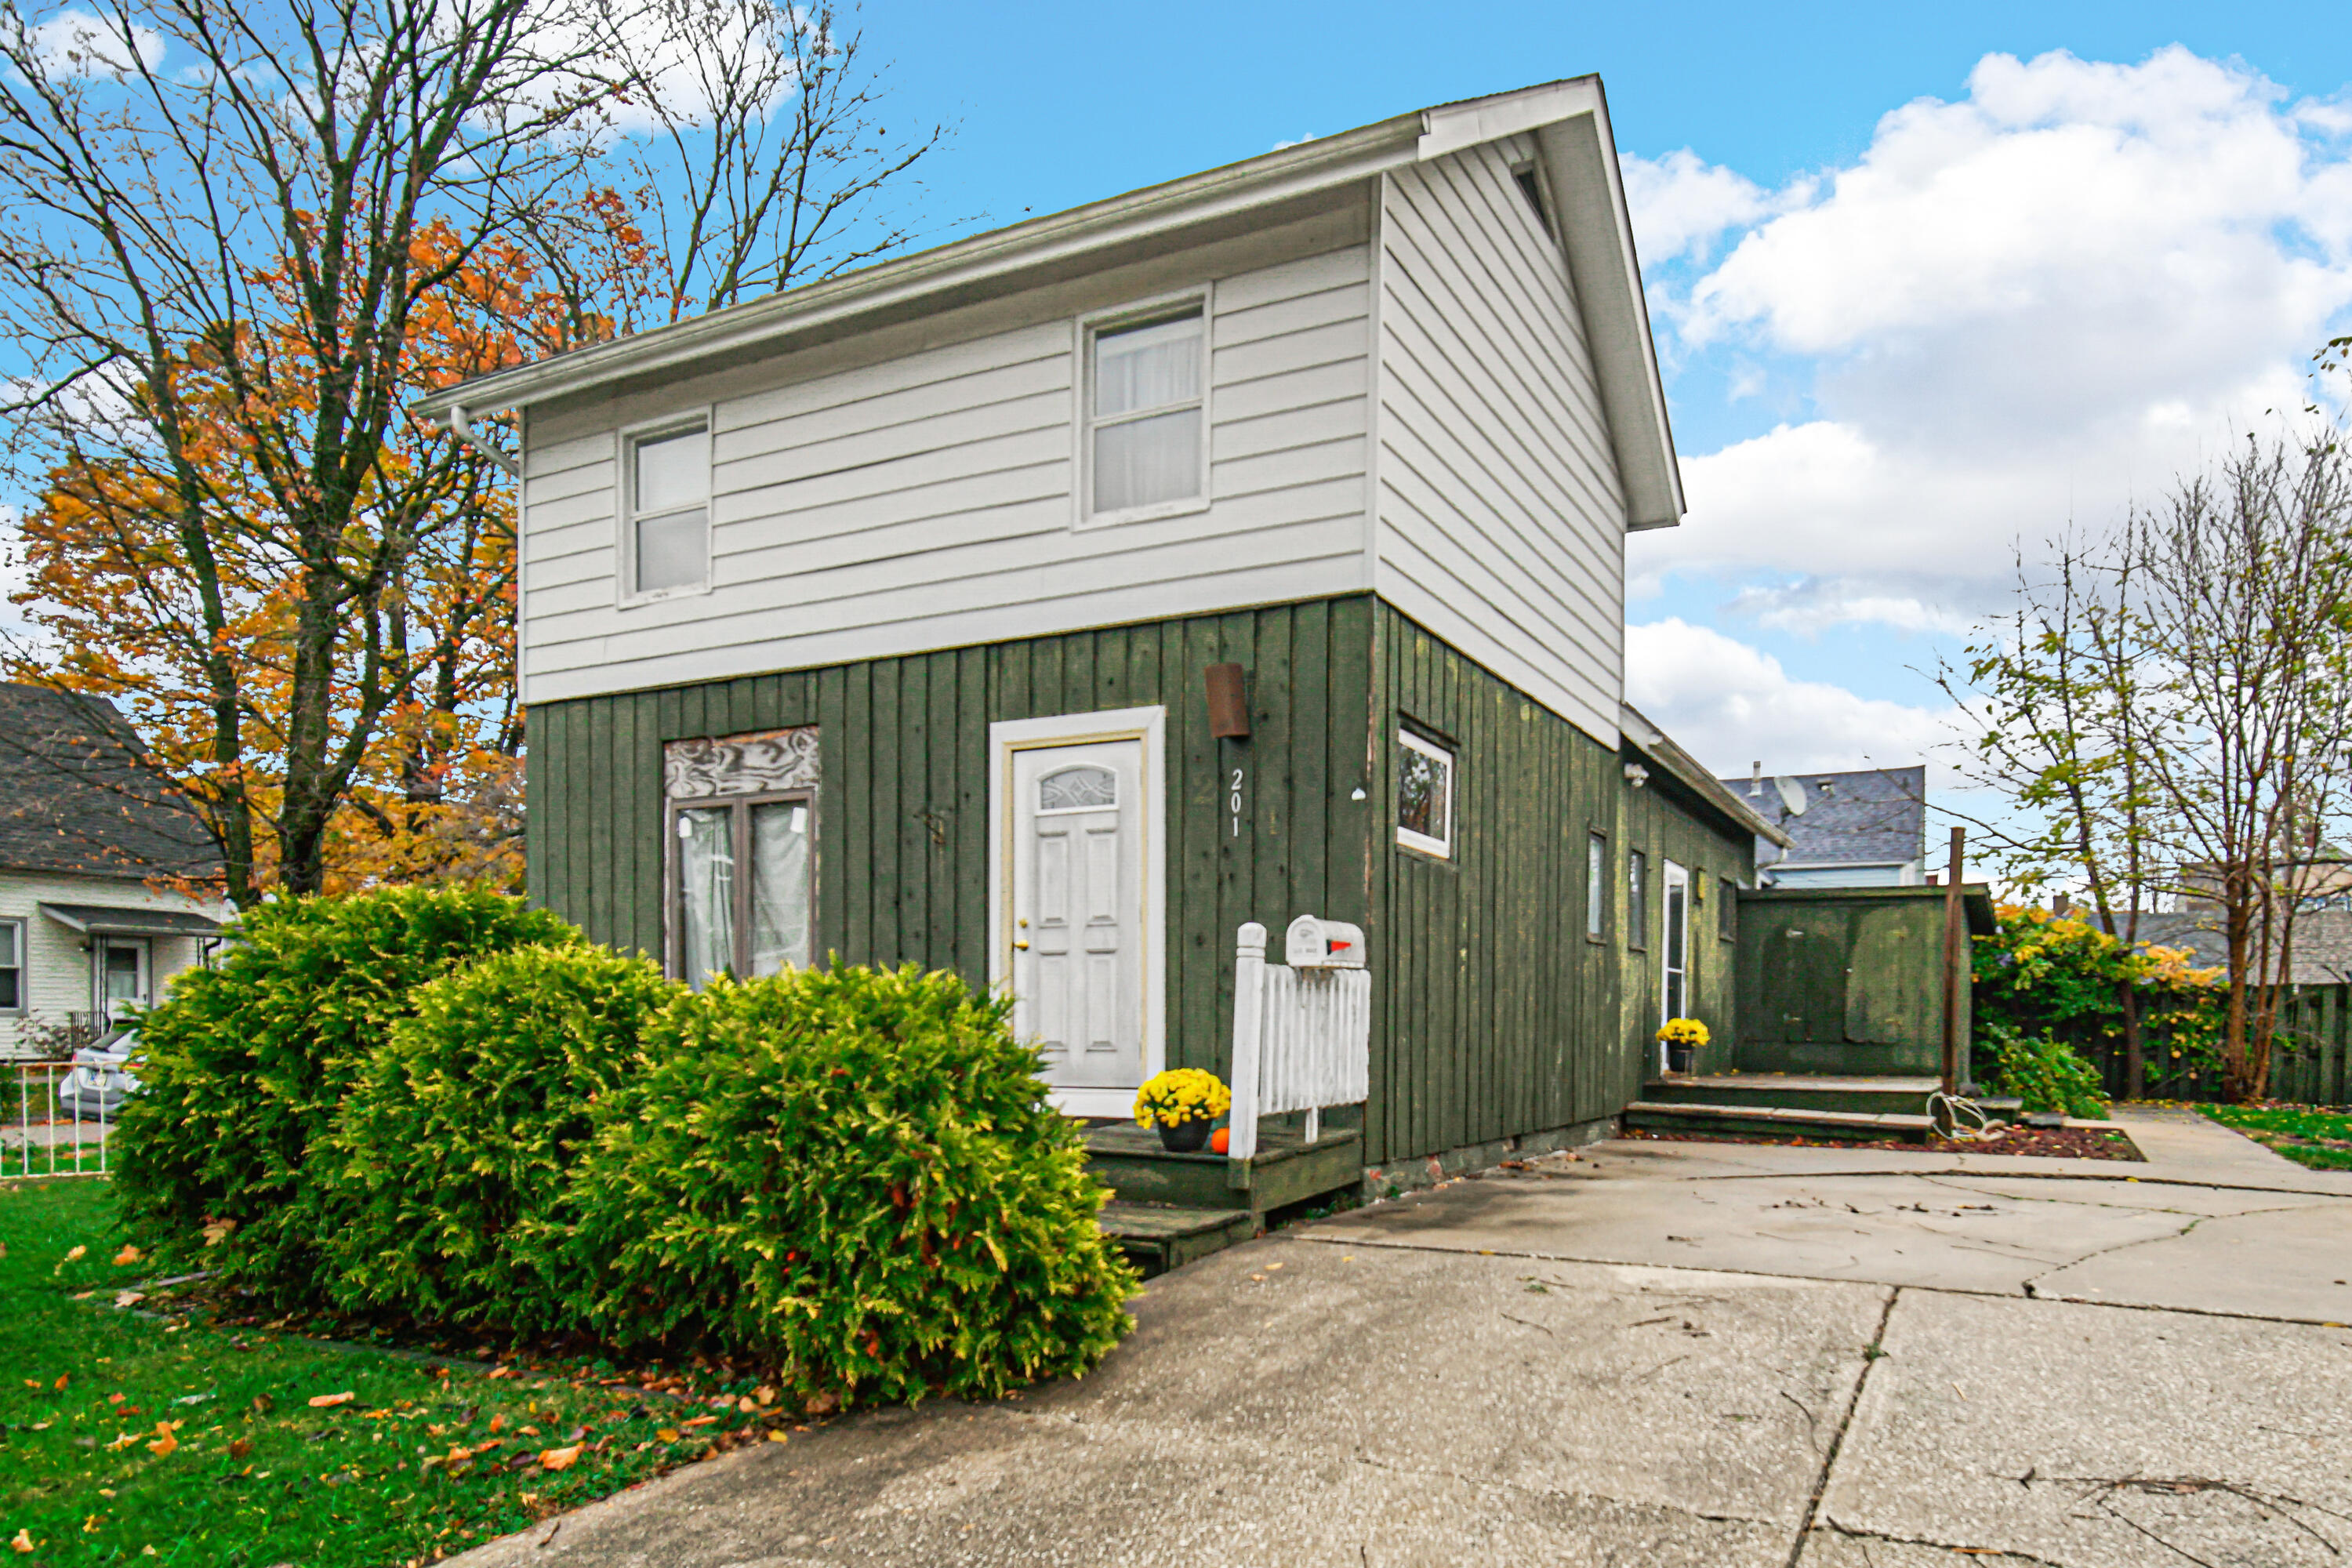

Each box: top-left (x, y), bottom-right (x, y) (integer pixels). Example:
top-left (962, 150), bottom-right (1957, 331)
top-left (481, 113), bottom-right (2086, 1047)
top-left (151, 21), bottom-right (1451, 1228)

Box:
top-left (537, 1443), bottom-right (582, 1472)
top-left (227, 1437), bottom-right (252, 1460)
top-left (9, 1527), bottom-right (33, 1552)
top-left (114, 1290), bottom-right (145, 1308)
top-left (112, 1244), bottom-right (143, 1266)
top-left (198, 1219), bottom-right (234, 1248)
top-left (307, 1391), bottom-right (354, 1409)
top-left (146, 1423), bottom-right (178, 1458)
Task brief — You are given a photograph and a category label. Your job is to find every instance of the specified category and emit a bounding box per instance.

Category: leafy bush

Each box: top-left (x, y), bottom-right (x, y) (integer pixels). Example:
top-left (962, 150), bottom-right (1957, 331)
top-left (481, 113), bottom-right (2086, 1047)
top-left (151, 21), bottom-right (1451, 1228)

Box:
top-left (573, 965), bottom-right (1136, 1406)
top-left (1973, 906), bottom-right (2223, 1090)
top-left (113, 886), bottom-right (575, 1303)
top-left (325, 942), bottom-right (679, 1334)
top-left (1978, 1022), bottom-right (2111, 1120)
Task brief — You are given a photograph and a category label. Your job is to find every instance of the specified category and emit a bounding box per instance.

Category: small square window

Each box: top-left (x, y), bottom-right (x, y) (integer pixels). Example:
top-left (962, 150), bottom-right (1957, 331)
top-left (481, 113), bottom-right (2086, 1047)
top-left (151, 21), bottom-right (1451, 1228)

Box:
top-left (1396, 728), bottom-right (1454, 858)
top-left (1627, 849), bottom-right (1649, 950)
top-left (1084, 305), bottom-right (1205, 521)
top-left (1586, 833), bottom-right (1607, 940)
top-left (627, 422), bottom-right (710, 597)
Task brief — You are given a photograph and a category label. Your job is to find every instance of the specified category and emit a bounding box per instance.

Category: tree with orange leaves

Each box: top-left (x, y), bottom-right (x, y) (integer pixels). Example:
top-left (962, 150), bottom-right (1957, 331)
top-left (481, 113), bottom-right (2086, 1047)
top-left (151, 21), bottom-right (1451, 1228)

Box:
top-left (0, 0), bottom-right (946, 905)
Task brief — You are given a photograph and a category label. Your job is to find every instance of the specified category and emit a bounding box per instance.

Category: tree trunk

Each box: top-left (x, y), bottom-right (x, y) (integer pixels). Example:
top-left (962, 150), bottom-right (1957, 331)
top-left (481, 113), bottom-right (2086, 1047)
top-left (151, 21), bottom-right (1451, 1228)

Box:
top-left (2119, 982), bottom-right (2145, 1101)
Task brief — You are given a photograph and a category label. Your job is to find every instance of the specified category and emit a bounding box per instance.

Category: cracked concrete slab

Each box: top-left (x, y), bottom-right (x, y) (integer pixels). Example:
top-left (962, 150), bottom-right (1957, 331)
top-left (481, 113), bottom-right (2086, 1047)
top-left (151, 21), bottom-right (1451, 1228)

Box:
top-left (2029, 1201), bottom-right (2352, 1320)
top-left (446, 1241), bottom-right (1879, 1568)
top-left (1813, 1289), bottom-right (2352, 1567)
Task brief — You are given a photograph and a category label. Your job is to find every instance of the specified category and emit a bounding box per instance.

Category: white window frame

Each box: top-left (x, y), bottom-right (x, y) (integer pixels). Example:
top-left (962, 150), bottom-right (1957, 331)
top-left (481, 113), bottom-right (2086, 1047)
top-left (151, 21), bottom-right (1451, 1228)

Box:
top-left (1396, 728), bottom-right (1455, 859)
top-left (0, 916), bottom-right (25, 1017)
top-left (618, 409), bottom-right (715, 606)
top-left (1073, 287), bottom-right (1213, 530)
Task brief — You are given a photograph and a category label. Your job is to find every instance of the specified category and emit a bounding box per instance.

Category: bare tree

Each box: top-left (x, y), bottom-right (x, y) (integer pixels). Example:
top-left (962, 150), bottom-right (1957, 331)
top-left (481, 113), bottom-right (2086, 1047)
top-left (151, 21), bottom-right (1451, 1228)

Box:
top-left (1950, 433), bottom-right (2352, 1101)
top-left (2124, 436), bottom-right (2352, 1101)
top-left (0, 0), bottom-right (950, 902)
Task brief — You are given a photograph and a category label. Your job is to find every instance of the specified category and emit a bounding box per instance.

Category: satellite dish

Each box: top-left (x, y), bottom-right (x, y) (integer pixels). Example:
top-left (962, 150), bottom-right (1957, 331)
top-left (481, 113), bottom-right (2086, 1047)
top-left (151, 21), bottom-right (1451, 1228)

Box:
top-left (1774, 775), bottom-right (1809, 816)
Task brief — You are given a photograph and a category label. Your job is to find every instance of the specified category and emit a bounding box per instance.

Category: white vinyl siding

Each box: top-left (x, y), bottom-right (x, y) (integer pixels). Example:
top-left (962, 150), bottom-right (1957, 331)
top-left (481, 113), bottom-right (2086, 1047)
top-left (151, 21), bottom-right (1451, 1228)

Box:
top-left (516, 212), bottom-right (1374, 706)
top-left (1373, 136), bottom-right (1628, 747)
top-left (0, 872), bottom-right (227, 1060)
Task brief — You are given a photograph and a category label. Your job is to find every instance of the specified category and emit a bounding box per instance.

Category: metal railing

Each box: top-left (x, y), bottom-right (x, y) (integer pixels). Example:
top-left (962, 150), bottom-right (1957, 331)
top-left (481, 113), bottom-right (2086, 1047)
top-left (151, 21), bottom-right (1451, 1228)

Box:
top-left (5, 1058), bottom-right (115, 1179)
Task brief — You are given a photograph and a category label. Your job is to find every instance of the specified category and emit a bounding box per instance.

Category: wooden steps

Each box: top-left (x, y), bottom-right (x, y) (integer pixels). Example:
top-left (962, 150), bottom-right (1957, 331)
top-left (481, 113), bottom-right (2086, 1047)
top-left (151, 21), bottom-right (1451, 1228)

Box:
top-left (1628, 1075), bottom-right (2027, 1144)
top-left (1623, 1099), bottom-right (1937, 1144)
top-left (1097, 1202), bottom-right (1257, 1278)
top-left (1084, 1123), bottom-right (1363, 1276)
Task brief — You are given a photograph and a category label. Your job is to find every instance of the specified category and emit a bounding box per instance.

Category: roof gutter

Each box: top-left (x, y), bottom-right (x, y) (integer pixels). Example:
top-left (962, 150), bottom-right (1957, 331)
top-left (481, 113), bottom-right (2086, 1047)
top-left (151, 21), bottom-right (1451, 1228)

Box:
top-left (1621, 702), bottom-right (1793, 848)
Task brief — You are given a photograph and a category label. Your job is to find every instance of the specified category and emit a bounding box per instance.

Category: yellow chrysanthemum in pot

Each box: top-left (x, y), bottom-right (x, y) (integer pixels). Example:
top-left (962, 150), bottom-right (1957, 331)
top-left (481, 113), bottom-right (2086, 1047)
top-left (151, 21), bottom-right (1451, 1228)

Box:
top-left (1134, 1069), bottom-right (1232, 1152)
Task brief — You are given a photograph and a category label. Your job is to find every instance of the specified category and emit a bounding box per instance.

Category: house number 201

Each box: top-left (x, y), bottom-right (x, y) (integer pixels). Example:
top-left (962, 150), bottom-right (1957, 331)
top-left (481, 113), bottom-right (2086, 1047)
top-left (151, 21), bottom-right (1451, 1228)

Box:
top-left (1229, 768), bottom-right (1245, 839)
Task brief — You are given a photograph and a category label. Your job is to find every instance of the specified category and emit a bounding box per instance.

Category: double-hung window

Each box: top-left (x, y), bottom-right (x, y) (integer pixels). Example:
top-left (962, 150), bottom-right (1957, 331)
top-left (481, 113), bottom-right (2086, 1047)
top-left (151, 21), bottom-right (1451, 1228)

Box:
top-left (627, 420), bottom-right (710, 598)
top-left (1084, 304), bottom-right (1206, 521)
top-left (0, 917), bottom-right (23, 1013)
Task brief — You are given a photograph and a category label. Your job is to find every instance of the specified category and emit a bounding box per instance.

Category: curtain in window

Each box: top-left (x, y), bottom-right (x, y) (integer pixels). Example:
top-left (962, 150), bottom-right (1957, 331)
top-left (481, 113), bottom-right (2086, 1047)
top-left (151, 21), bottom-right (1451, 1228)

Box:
top-left (1093, 314), bottom-right (1202, 513)
top-left (677, 807), bottom-right (735, 988)
top-left (0, 922), bottom-right (18, 1010)
top-left (637, 510), bottom-right (706, 593)
top-left (748, 800), bottom-right (812, 974)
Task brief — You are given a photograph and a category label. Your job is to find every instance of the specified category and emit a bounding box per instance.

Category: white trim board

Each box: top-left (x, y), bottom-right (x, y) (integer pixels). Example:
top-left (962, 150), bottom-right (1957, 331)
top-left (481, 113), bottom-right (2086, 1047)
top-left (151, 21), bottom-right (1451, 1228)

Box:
top-left (986, 705), bottom-right (1168, 1120)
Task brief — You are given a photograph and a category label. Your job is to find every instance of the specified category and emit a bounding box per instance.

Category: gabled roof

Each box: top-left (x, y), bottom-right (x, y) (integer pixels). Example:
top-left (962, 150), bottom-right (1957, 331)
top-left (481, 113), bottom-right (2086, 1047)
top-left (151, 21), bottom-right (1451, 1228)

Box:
top-left (416, 78), bottom-right (1683, 529)
top-left (0, 684), bottom-right (222, 884)
top-left (1719, 766), bottom-right (1927, 868)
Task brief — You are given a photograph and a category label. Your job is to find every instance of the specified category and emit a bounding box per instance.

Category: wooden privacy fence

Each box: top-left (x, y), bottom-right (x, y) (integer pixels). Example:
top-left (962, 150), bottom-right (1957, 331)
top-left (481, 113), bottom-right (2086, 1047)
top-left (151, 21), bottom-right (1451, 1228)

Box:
top-left (2070, 982), bottom-right (2352, 1105)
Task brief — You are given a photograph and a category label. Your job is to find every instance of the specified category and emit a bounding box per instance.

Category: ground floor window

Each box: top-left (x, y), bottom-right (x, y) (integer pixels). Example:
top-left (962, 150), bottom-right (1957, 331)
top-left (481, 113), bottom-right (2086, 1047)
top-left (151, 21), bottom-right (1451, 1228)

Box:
top-left (0, 918), bottom-right (22, 1013)
top-left (664, 728), bottom-right (819, 986)
top-left (1396, 726), bottom-right (1454, 858)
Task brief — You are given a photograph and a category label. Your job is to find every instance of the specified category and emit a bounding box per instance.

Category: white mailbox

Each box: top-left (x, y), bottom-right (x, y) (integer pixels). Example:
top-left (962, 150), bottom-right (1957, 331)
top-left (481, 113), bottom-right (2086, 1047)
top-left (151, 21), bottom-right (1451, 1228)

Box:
top-left (1284, 913), bottom-right (1366, 969)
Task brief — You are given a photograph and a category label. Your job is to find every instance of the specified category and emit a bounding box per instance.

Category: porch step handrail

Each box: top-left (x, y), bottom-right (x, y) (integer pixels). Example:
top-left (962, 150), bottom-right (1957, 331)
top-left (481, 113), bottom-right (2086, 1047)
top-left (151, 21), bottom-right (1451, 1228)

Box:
top-left (1226, 918), bottom-right (1371, 1163)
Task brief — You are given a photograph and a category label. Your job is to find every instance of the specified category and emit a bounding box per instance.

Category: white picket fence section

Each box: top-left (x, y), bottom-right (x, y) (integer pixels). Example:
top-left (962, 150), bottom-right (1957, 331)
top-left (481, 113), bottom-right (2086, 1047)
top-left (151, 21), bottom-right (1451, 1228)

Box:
top-left (1225, 918), bottom-right (1371, 1162)
top-left (6, 1060), bottom-right (115, 1180)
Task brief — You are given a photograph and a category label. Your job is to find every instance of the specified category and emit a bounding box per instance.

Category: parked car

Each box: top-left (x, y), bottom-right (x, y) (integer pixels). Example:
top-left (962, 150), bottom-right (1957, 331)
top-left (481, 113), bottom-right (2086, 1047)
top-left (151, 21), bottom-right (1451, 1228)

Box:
top-left (59, 1029), bottom-right (142, 1121)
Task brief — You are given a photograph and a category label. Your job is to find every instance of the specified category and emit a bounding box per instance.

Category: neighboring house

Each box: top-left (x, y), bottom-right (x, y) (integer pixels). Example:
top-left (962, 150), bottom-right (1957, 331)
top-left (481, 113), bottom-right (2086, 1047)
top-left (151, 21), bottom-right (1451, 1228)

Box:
top-left (2132, 907), bottom-right (2352, 987)
top-left (1717, 765), bottom-right (1928, 888)
top-left (419, 78), bottom-right (1788, 1171)
top-left (0, 684), bottom-right (230, 1058)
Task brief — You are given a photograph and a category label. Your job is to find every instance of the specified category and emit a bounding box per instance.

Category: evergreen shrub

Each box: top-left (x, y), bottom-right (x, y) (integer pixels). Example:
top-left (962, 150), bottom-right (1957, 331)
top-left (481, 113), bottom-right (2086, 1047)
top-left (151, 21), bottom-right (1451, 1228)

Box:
top-left (113, 886), bottom-right (575, 1302)
top-left (1979, 1022), bottom-right (2111, 1120)
top-left (574, 965), bottom-right (1137, 1405)
top-left (325, 942), bottom-right (679, 1333)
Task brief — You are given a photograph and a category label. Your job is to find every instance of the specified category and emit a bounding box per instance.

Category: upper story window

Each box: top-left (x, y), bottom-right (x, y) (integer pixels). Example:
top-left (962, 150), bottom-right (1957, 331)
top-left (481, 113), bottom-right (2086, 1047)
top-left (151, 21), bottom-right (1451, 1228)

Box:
top-left (1396, 727), bottom-right (1454, 858)
top-left (1083, 303), bottom-right (1206, 522)
top-left (627, 420), bottom-right (710, 599)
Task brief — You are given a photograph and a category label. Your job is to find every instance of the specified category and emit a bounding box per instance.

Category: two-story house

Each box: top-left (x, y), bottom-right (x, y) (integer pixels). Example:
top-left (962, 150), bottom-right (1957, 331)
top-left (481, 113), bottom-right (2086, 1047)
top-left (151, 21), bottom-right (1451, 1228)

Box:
top-left (418, 77), bottom-right (1781, 1177)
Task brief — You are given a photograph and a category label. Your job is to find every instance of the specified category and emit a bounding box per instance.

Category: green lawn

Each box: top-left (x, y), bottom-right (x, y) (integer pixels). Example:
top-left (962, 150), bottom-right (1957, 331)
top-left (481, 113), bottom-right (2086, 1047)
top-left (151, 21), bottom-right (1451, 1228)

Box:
top-left (2, 1178), bottom-right (789, 1566)
top-left (2199, 1103), bottom-right (2352, 1171)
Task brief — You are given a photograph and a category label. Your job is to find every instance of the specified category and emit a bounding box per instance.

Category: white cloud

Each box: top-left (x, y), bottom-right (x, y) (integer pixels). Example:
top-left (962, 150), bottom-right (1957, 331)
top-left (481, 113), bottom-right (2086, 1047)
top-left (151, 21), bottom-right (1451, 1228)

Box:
top-left (17, 9), bottom-right (162, 77)
top-left (1640, 47), bottom-right (2352, 626)
top-left (1621, 148), bottom-right (1787, 263)
top-left (1626, 618), bottom-right (1956, 778)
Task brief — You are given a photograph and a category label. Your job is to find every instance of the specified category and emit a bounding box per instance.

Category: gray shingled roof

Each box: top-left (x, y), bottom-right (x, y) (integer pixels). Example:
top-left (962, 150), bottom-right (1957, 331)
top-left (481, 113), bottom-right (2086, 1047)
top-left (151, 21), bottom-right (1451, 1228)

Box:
top-left (0, 684), bottom-right (222, 882)
top-left (1713, 766), bottom-right (1927, 869)
top-left (2132, 908), bottom-right (2352, 987)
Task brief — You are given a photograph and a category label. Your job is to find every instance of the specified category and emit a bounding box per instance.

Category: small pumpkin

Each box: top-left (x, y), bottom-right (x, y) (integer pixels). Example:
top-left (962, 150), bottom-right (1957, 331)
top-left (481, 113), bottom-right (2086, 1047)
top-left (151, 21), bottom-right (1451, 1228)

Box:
top-left (1209, 1127), bottom-right (1230, 1155)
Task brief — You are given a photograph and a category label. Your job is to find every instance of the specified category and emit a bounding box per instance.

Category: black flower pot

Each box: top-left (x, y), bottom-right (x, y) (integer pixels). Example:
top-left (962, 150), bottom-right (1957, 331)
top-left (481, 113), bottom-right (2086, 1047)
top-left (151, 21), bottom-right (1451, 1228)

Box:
top-left (1666, 1043), bottom-right (1697, 1076)
top-left (1157, 1119), bottom-right (1211, 1153)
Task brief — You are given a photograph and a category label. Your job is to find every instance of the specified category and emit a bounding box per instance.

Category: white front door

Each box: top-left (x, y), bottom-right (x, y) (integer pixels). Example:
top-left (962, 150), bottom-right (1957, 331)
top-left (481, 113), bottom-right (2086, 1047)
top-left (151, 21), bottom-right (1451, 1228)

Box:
top-left (990, 707), bottom-right (1167, 1118)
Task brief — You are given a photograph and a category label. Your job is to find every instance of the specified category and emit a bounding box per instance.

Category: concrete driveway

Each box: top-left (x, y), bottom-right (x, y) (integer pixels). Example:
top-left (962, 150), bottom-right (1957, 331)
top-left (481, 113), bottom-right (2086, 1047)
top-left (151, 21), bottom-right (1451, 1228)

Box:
top-left (454, 1109), bottom-right (2352, 1567)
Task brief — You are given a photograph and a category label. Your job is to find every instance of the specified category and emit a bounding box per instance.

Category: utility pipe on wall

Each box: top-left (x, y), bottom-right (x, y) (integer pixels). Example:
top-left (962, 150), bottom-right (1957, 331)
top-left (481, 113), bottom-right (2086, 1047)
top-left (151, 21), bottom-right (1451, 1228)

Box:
top-left (1940, 826), bottom-right (1965, 1098)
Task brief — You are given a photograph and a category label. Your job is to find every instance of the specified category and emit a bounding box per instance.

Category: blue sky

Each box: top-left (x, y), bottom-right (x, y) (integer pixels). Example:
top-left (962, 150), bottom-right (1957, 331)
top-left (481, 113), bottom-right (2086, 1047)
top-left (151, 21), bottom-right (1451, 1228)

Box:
top-left (872, 1), bottom-right (2352, 787)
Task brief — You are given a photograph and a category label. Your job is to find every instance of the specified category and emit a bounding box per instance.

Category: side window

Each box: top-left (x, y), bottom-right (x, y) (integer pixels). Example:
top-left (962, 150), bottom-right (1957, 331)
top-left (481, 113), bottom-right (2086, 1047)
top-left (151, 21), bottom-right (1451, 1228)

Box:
top-left (1627, 849), bottom-right (1649, 951)
top-left (0, 918), bottom-right (23, 1012)
top-left (673, 797), bottom-right (813, 985)
top-left (627, 421), bottom-right (710, 598)
top-left (1720, 877), bottom-right (1739, 941)
top-left (1396, 728), bottom-right (1455, 858)
top-left (1084, 305), bottom-right (1206, 520)
top-left (1585, 833), bottom-right (1607, 940)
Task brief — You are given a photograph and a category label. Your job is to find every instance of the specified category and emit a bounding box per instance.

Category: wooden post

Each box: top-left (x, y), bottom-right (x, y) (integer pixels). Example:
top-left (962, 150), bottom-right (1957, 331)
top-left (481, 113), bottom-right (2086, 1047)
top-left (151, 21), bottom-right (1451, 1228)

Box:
top-left (1227, 923), bottom-right (1267, 1163)
top-left (1941, 826), bottom-right (1965, 1098)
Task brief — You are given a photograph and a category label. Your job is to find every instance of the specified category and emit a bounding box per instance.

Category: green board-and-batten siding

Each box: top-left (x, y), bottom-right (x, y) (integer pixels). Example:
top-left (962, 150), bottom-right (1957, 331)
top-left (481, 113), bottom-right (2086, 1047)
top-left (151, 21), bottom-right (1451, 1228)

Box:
top-left (526, 593), bottom-right (1754, 1166)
